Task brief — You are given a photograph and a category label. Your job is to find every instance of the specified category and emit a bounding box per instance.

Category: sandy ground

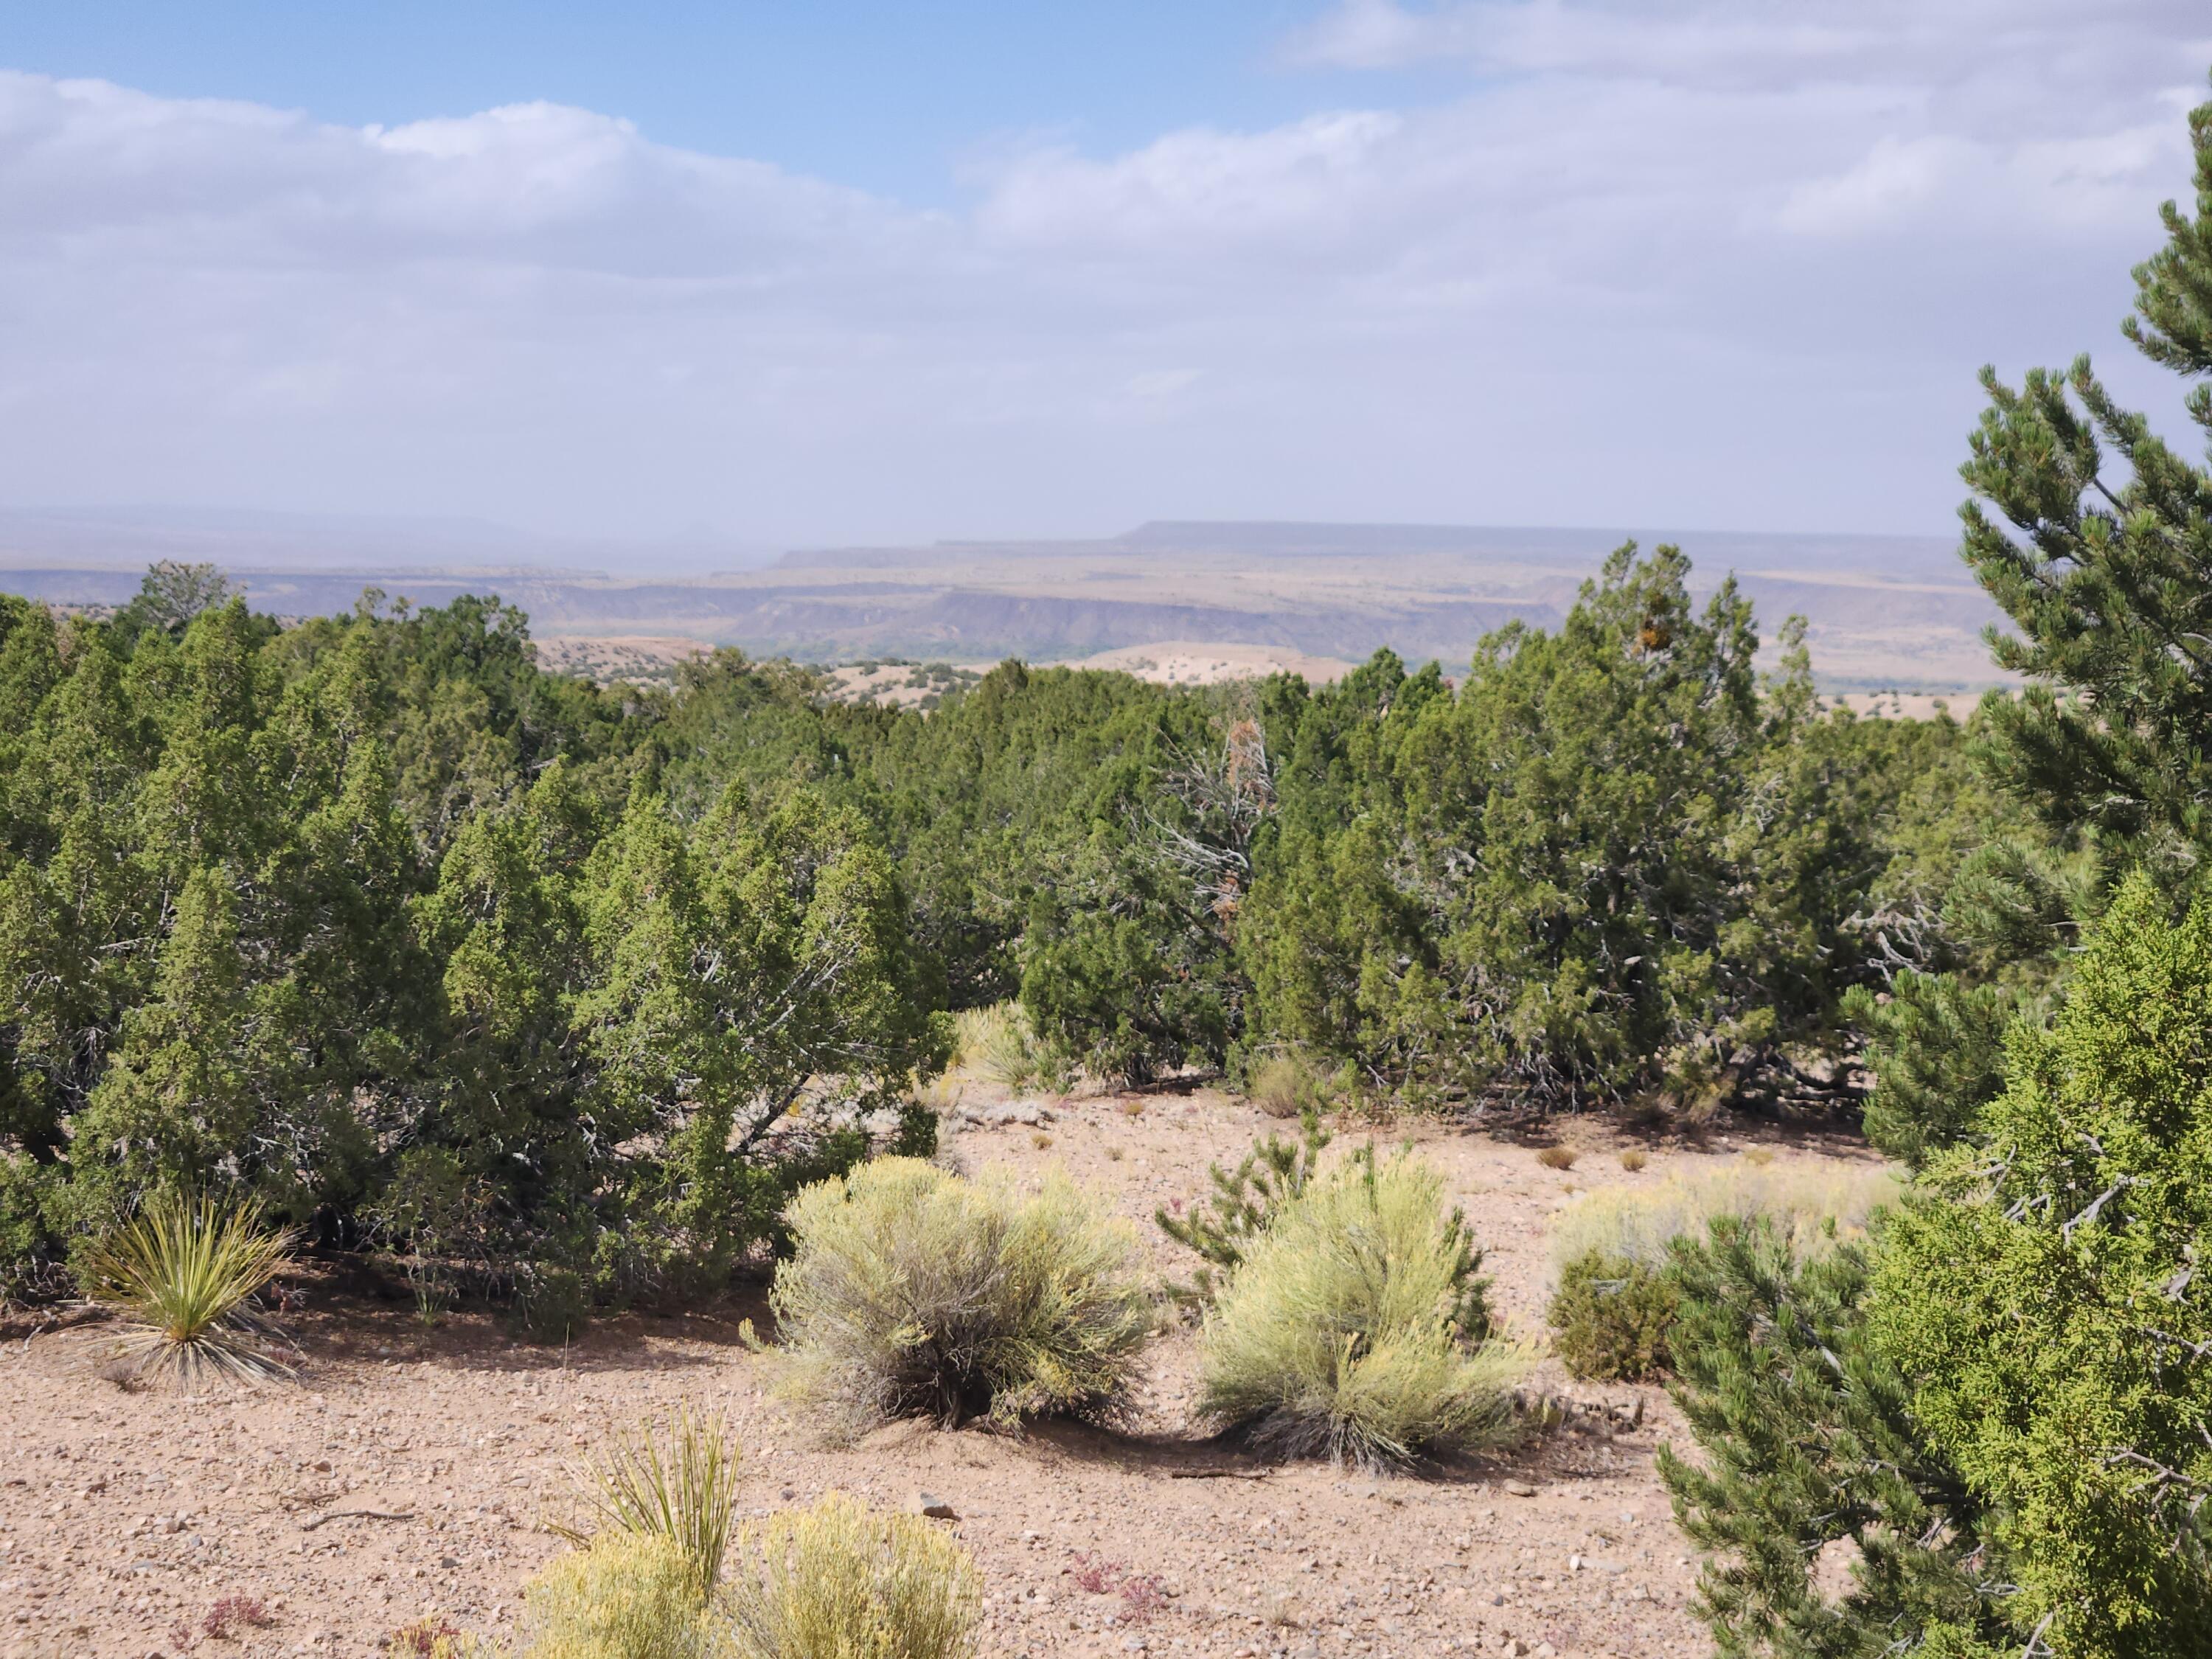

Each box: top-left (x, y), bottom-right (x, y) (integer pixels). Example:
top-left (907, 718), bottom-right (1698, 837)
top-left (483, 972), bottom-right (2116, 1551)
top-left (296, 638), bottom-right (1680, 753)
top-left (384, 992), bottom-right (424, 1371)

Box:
top-left (0, 1087), bottom-right (1885, 1659)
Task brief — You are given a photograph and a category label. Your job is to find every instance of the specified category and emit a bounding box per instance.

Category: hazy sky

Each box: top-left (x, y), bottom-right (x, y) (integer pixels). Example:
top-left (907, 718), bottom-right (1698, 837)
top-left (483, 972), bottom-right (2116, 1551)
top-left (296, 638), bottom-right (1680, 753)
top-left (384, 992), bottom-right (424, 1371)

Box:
top-left (2, 1), bottom-right (2206, 546)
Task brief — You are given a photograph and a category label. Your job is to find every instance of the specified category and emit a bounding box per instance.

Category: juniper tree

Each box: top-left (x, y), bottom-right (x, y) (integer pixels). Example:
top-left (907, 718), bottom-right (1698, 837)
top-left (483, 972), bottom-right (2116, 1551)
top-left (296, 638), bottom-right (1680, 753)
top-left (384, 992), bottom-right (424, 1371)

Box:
top-left (1874, 876), bottom-right (2212, 1658)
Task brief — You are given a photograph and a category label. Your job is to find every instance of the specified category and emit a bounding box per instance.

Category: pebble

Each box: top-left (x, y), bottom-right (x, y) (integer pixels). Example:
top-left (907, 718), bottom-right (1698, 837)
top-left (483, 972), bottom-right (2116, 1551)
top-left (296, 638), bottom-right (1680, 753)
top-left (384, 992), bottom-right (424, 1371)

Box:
top-left (911, 1491), bottom-right (959, 1520)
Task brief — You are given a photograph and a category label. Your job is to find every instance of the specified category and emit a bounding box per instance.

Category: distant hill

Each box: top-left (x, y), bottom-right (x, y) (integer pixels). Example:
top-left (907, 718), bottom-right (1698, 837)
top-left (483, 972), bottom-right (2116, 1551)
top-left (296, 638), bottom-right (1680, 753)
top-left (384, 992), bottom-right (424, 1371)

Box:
top-left (0, 512), bottom-right (2005, 692)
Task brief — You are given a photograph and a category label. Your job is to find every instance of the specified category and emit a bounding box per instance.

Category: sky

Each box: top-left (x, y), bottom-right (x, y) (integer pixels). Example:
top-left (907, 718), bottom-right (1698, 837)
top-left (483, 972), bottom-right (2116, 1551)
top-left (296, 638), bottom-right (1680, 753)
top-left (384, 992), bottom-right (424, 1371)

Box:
top-left (1, 1), bottom-right (2207, 550)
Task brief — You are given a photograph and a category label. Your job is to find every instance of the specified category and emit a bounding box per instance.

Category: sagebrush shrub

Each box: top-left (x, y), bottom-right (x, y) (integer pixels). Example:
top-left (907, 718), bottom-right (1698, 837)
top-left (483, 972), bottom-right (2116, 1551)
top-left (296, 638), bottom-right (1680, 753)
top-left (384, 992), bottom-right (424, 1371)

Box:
top-left (1196, 1149), bottom-right (1524, 1469)
top-left (1547, 1249), bottom-right (1680, 1381)
top-left (521, 1534), bottom-right (711, 1659)
top-left (80, 1192), bottom-right (297, 1385)
top-left (723, 1492), bottom-right (981, 1659)
top-left (768, 1158), bottom-right (1154, 1433)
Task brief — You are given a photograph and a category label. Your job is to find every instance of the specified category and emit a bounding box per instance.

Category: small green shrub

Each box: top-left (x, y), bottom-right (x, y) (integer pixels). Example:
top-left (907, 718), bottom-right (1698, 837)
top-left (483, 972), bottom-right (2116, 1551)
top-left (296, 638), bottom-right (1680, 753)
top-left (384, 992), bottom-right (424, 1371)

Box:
top-left (1547, 1249), bottom-right (1680, 1381)
top-left (80, 1192), bottom-right (297, 1385)
top-left (724, 1492), bottom-right (981, 1659)
top-left (768, 1158), bottom-right (1154, 1433)
top-left (552, 1410), bottom-right (742, 1600)
top-left (1196, 1149), bottom-right (1524, 1469)
top-left (1158, 1111), bottom-right (1330, 1303)
top-left (521, 1534), bottom-right (711, 1659)
top-left (509, 1262), bottom-right (591, 1345)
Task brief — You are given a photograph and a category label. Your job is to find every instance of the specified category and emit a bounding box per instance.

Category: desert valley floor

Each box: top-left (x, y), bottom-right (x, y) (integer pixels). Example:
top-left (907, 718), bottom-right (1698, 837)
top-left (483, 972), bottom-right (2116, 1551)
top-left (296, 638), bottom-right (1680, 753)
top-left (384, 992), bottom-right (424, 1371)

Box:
top-left (0, 1085), bottom-right (1887, 1659)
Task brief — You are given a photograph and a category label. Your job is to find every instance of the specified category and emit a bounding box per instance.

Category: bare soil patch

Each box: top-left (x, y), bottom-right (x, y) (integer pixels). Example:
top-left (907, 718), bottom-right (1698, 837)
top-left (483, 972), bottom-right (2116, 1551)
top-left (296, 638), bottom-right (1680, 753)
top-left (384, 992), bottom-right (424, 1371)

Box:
top-left (0, 1088), bottom-right (1882, 1659)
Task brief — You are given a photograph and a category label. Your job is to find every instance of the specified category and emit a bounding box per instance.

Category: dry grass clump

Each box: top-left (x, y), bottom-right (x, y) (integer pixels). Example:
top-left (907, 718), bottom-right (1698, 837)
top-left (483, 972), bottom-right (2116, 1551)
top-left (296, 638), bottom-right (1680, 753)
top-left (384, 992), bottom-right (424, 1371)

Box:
top-left (1618, 1149), bottom-right (1648, 1172)
top-left (1239, 1057), bottom-right (1336, 1124)
top-left (1196, 1150), bottom-right (1527, 1470)
top-left (724, 1492), bottom-right (981, 1659)
top-left (80, 1191), bottom-right (298, 1385)
top-left (768, 1158), bottom-right (1154, 1433)
top-left (550, 1410), bottom-right (741, 1600)
top-left (1548, 1158), bottom-right (1899, 1279)
top-left (521, 1534), bottom-right (712, 1659)
top-left (384, 1617), bottom-right (487, 1659)
top-left (951, 1001), bottom-right (1060, 1091)
top-left (1534, 1146), bottom-right (1578, 1171)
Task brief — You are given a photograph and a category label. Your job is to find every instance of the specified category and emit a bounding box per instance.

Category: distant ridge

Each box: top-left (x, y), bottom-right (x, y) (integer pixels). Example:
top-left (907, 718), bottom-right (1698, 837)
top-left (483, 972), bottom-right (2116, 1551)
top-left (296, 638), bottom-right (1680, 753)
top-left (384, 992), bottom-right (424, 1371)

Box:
top-left (0, 512), bottom-right (2000, 692)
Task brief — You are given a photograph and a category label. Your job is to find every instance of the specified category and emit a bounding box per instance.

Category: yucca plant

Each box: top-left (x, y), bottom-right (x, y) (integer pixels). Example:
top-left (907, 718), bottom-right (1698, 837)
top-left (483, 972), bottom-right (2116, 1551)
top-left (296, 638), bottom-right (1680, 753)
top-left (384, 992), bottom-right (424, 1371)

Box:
top-left (550, 1409), bottom-right (742, 1601)
top-left (724, 1492), bottom-right (981, 1659)
top-left (80, 1191), bottom-right (299, 1385)
top-left (951, 1001), bottom-right (1064, 1091)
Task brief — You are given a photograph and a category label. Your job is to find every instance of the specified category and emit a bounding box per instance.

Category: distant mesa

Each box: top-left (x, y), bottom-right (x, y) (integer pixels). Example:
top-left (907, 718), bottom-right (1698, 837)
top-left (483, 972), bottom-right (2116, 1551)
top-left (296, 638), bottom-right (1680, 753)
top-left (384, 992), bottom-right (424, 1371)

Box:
top-left (0, 511), bottom-right (2003, 693)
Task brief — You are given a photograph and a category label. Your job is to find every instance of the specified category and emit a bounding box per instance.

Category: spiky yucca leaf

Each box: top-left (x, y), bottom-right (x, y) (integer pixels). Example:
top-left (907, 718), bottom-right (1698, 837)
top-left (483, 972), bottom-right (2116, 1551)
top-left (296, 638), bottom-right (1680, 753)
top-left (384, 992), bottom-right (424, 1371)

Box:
top-left (81, 1192), bottom-right (297, 1385)
top-left (550, 1409), bottom-right (742, 1600)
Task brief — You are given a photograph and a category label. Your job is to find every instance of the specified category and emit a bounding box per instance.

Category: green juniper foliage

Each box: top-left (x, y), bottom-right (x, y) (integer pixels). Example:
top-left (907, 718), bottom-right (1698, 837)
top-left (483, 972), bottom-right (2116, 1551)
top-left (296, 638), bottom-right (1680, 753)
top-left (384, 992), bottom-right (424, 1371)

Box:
top-left (1874, 877), bottom-right (2212, 1657)
top-left (0, 548), bottom-right (1985, 1307)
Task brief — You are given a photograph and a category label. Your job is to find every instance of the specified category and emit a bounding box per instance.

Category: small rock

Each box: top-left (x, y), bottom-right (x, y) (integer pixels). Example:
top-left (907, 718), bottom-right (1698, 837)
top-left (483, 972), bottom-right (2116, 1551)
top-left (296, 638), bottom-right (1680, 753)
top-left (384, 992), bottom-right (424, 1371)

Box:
top-left (439, 1556), bottom-right (460, 1570)
top-left (1503, 1481), bottom-right (1537, 1498)
top-left (779, 1488), bottom-right (796, 1501)
top-left (911, 1491), bottom-right (959, 1520)
top-left (1534, 1645), bottom-right (1558, 1659)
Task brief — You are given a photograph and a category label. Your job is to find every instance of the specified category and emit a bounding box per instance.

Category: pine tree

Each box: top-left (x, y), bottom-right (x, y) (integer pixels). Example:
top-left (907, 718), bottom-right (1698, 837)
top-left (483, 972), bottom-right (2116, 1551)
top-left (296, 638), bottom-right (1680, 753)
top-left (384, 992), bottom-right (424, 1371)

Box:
top-left (1658, 1220), bottom-right (2015, 1658)
top-left (1961, 81), bottom-right (2212, 867)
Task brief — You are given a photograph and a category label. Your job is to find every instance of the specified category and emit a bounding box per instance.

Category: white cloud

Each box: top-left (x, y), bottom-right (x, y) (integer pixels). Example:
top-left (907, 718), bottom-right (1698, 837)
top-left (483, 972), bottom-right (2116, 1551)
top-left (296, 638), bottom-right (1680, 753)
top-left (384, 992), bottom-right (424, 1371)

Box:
top-left (0, 4), bottom-right (2204, 549)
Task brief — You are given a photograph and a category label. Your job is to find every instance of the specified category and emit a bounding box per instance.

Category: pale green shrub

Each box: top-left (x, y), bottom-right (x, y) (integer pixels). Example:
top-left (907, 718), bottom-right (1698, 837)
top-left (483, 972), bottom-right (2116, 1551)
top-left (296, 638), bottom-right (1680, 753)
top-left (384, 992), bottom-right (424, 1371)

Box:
top-left (81, 1192), bottom-right (298, 1385)
top-left (550, 1410), bottom-right (741, 1599)
top-left (723, 1492), bottom-right (981, 1659)
top-left (768, 1158), bottom-right (1154, 1433)
top-left (1196, 1150), bottom-right (1526, 1469)
top-left (1546, 1158), bottom-right (1899, 1279)
top-left (521, 1534), bottom-right (710, 1659)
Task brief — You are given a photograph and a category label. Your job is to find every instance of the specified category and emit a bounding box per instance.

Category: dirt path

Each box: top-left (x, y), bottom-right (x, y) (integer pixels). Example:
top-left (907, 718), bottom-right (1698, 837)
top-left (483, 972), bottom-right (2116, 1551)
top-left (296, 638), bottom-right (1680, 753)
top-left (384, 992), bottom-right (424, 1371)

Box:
top-left (0, 1088), bottom-right (1882, 1659)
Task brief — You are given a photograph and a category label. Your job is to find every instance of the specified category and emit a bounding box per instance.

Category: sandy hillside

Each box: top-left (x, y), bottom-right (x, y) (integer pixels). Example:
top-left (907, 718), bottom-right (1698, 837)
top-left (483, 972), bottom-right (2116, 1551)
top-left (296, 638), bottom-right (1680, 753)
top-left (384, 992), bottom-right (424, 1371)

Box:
top-left (1043, 643), bottom-right (1361, 687)
top-left (0, 1086), bottom-right (1884, 1659)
